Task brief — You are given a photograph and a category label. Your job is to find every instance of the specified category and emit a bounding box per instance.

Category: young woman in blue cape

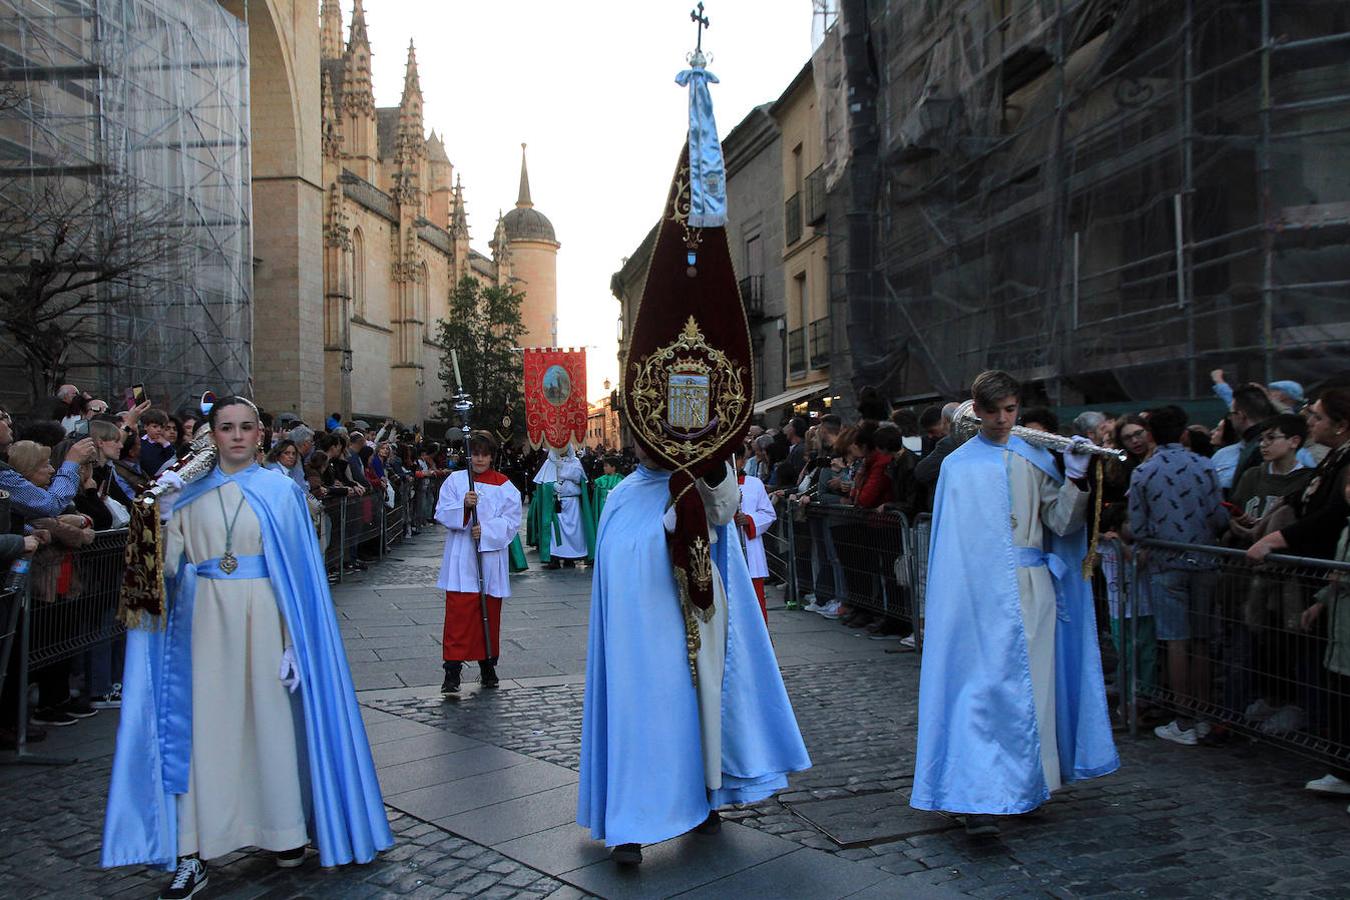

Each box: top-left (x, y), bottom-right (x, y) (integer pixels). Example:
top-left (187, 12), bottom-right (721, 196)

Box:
top-left (577, 448), bottom-right (810, 865)
top-left (102, 398), bottom-right (393, 899)
top-left (911, 371), bottom-right (1118, 836)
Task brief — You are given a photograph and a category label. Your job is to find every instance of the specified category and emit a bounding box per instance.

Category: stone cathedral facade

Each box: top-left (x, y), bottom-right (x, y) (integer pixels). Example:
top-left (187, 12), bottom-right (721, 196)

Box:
top-left (314, 0), bottom-right (559, 423)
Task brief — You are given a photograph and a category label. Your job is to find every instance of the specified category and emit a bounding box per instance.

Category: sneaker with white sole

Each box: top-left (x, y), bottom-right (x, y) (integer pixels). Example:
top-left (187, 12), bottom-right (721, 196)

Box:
top-left (90, 684), bottom-right (122, 709)
top-left (160, 857), bottom-right (207, 900)
top-left (1306, 774), bottom-right (1350, 796)
top-left (802, 598), bottom-right (826, 613)
top-left (899, 634), bottom-right (917, 649)
top-left (1154, 720), bottom-right (1198, 746)
top-left (1244, 698), bottom-right (1279, 722)
top-left (818, 600), bottom-right (844, 619)
top-left (800, 593), bottom-right (818, 606)
top-left (1259, 705), bottom-right (1306, 735)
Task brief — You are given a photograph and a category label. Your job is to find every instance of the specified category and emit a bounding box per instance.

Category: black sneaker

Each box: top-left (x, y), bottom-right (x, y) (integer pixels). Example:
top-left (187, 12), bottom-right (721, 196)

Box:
top-left (963, 814), bottom-right (1001, 837)
top-left (160, 857), bottom-right (207, 900)
top-left (479, 662), bottom-right (499, 689)
top-left (694, 810), bottom-right (721, 834)
top-left (63, 698), bottom-right (99, 719)
top-left (611, 843), bottom-right (642, 865)
top-left (441, 664), bottom-right (461, 695)
top-left (275, 846), bottom-right (307, 868)
top-left (30, 707), bottom-right (77, 727)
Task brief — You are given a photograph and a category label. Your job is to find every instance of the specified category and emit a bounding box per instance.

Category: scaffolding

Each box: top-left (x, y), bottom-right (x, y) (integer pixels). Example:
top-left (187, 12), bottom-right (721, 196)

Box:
top-left (0, 0), bottom-right (251, 412)
top-left (836, 0), bottom-right (1350, 408)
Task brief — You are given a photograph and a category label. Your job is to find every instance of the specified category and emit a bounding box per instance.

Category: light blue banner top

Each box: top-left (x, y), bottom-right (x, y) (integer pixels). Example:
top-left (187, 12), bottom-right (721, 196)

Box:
top-left (675, 62), bottom-right (726, 228)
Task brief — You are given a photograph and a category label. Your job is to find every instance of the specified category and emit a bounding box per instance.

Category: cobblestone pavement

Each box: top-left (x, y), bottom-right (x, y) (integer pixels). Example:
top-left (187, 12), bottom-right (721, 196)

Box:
top-left (7, 525), bottom-right (1349, 899)
top-left (371, 651), bottom-right (1350, 897)
top-left (0, 751), bottom-right (583, 900)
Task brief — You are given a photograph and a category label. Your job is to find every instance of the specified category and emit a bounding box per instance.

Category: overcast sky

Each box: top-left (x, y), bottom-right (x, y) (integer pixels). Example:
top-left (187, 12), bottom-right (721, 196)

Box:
top-left (347, 0), bottom-right (818, 402)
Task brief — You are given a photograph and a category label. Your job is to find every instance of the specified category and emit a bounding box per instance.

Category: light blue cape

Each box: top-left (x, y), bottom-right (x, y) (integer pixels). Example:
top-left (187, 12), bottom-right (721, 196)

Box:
top-left (102, 464), bottom-right (394, 869)
top-left (577, 465), bottom-right (810, 846)
top-left (911, 435), bottom-right (1118, 815)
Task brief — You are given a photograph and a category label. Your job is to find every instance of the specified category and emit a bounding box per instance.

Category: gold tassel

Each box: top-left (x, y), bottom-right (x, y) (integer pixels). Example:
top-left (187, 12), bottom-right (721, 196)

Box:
top-left (1082, 456), bottom-right (1105, 580)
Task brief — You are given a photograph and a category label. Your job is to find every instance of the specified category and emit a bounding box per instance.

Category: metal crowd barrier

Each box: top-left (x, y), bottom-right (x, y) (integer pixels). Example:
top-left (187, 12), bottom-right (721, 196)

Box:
top-left (2, 478), bottom-right (428, 759)
top-left (1121, 537), bottom-right (1350, 769)
top-left (321, 476), bottom-right (428, 582)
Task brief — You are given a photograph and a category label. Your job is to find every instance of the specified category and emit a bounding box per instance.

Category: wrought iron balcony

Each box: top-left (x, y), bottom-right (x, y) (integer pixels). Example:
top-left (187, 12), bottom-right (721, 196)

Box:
top-left (785, 192), bottom-right (802, 246)
top-left (805, 166), bottom-right (827, 226)
top-left (809, 317), bottom-right (831, 369)
top-left (738, 275), bottom-right (765, 319)
top-left (788, 327), bottom-right (806, 377)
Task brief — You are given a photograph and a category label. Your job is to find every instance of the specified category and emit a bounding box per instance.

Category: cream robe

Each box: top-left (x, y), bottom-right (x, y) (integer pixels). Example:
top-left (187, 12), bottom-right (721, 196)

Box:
top-left (1004, 450), bottom-right (1088, 793)
top-left (165, 480), bottom-right (309, 859)
top-left (691, 464), bottom-right (741, 791)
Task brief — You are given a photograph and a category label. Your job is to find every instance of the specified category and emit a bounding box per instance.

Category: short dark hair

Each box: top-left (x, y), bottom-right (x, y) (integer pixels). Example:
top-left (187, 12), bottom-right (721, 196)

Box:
top-left (1318, 387), bottom-right (1350, 429)
top-left (467, 430), bottom-right (498, 453)
top-left (140, 408), bottom-right (170, 427)
top-left (788, 416), bottom-right (809, 438)
top-left (1019, 406), bottom-right (1059, 433)
top-left (889, 408), bottom-right (919, 436)
top-left (1258, 413), bottom-right (1308, 447)
top-left (818, 413), bottom-right (842, 431)
top-left (971, 370), bottom-right (1021, 411)
top-left (1145, 405), bottom-right (1188, 445)
top-left (1232, 384), bottom-right (1277, 422)
top-left (316, 433), bottom-right (344, 453)
top-left (875, 422), bottom-right (903, 453)
top-left (919, 405), bottom-right (944, 430)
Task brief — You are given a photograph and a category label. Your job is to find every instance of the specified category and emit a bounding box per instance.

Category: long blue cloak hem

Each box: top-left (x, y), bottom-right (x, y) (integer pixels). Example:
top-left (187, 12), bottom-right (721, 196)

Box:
top-left (911, 435), bottom-right (1119, 815)
top-left (102, 465), bottom-right (394, 870)
top-left (577, 465), bottom-right (811, 846)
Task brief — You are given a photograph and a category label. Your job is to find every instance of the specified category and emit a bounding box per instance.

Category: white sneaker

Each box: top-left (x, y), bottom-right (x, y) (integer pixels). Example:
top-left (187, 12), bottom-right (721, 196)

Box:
top-left (818, 600), bottom-right (844, 619)
top-left (899, 634), bottom-right (917, 649)
top-left (1154, 720), bottom-right (1198, 746)
top-left (1195, 721), bottom-right (1212, 739)
top-left (800, 593), bottom-right (818, 606)
top-left (1244, 698), bottom-right (1279, 722)
top-left (1306, 774), bottom-right (1350, 796)
top-left (1259, 705), bottom-right (1306, 735)
top-left (802, 598), bottom-right (826, 613)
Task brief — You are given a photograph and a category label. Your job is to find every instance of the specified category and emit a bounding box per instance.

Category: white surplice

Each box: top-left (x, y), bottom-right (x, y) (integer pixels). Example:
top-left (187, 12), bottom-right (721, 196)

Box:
top-left (736, 474), bottom-right (776, 579)
top-left (435, 470), bottom-right (521, 598)
top-left (534, 451), bottom-right (589, 559)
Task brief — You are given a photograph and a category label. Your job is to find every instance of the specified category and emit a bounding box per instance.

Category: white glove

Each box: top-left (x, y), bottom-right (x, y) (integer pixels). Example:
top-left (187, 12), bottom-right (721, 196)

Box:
top-left (156, 470), bottom-right (187, 522)
top-left (278, 645), bottom-right (301, 693)
top-left (663, 504), bottom-right (677, 534)
top-left (1062, 436), bottom-right (1091, 481)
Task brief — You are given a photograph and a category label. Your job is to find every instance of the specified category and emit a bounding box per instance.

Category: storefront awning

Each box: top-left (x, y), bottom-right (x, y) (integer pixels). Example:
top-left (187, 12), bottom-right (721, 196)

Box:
top-left (753, 383), bottom-right (829, 415)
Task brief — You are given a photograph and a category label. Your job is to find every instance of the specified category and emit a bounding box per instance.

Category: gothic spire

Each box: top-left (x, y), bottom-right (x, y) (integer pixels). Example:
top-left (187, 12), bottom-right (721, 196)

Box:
top-left (401, 39), bottom-right (422, 104)
top-left (348, 0), bottom-right (371, 52)
top-left (516, 143), bottom-right (533, 209)
top-left (450, 174), bottom-right (469, 238)
top-left (320, 0), bottom-right (344, 60)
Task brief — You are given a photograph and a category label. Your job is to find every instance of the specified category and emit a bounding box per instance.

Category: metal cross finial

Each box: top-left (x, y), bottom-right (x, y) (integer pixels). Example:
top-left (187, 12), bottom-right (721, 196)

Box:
top-left (690, 2), bottom-right (709, 52)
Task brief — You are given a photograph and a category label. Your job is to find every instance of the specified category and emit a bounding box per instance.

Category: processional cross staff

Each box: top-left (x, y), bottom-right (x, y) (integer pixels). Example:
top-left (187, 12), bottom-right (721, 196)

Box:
top-left (451, 350), bottom-right (493, 667)
top-left (690, 2), bottom-right (709, 52)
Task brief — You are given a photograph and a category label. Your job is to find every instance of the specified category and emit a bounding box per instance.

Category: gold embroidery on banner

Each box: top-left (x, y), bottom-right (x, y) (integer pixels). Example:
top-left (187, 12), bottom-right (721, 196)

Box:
top-left (629, 316), bottom-right (747, 463)
top-left (690, 535), bottom-right (712, 592)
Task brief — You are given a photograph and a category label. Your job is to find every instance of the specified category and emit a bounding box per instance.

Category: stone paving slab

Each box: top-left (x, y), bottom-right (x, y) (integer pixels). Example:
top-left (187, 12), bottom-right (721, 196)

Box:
top-left (785, 791), bottom-right (958, 846)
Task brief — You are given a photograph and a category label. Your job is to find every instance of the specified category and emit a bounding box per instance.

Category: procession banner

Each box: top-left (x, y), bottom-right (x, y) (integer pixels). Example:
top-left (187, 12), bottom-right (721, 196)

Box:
top-left (523, 347), bottom-right (588, 451)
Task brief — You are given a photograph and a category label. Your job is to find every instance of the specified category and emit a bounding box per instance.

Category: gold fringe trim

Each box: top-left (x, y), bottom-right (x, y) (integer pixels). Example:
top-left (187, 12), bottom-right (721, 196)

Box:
top-left (1082, 456), bottom-right (1105, 580)
top-left (673, 565), bottom-right (715, 686)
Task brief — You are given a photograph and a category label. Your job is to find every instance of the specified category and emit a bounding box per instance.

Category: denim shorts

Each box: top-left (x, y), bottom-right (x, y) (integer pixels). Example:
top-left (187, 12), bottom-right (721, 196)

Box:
top-left (1150, 569), bottom-right (1218, 642)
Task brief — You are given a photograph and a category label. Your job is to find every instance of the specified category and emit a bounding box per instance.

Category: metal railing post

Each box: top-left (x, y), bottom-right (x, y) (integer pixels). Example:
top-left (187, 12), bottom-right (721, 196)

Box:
top-left (784, 511), bottom-right (799, 609)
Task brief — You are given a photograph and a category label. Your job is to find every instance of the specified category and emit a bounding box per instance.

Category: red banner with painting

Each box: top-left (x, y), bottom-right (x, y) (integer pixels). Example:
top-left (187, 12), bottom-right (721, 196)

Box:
top-left (523, 348), bottom-right (588, 451)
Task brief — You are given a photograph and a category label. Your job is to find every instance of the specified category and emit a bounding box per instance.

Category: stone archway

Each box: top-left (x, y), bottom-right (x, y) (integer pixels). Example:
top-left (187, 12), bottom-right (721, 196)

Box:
top-left (219, 0), bottom-right (323, 424)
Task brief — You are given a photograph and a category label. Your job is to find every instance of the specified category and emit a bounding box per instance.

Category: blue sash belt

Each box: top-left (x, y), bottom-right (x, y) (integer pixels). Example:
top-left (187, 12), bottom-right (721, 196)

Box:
top-left (160, 553), bottom-right (271, 792)
top-left (1014, 546), bottom-right (1070, 623)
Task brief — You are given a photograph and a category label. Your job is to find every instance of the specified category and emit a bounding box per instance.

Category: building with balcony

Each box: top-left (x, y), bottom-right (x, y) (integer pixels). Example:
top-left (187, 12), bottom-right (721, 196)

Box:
top-left (769, 60), bottom-right (834, 420)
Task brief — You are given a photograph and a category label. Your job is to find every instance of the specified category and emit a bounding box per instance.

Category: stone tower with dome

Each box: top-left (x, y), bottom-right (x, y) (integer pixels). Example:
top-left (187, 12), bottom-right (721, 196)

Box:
top-left (502, 144), bottom-right (561, 348)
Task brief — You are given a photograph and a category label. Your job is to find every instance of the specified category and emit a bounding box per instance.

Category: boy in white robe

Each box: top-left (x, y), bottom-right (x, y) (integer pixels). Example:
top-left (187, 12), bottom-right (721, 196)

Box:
top-left (734, 443), bottom-right (777, 624)
top-left (436, 431), bottom-right (522, 693)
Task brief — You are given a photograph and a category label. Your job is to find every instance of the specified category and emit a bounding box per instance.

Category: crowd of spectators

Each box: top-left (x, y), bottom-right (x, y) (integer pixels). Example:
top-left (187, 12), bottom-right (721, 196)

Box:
top-left (740, 372), bottom-right (1350, 798)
